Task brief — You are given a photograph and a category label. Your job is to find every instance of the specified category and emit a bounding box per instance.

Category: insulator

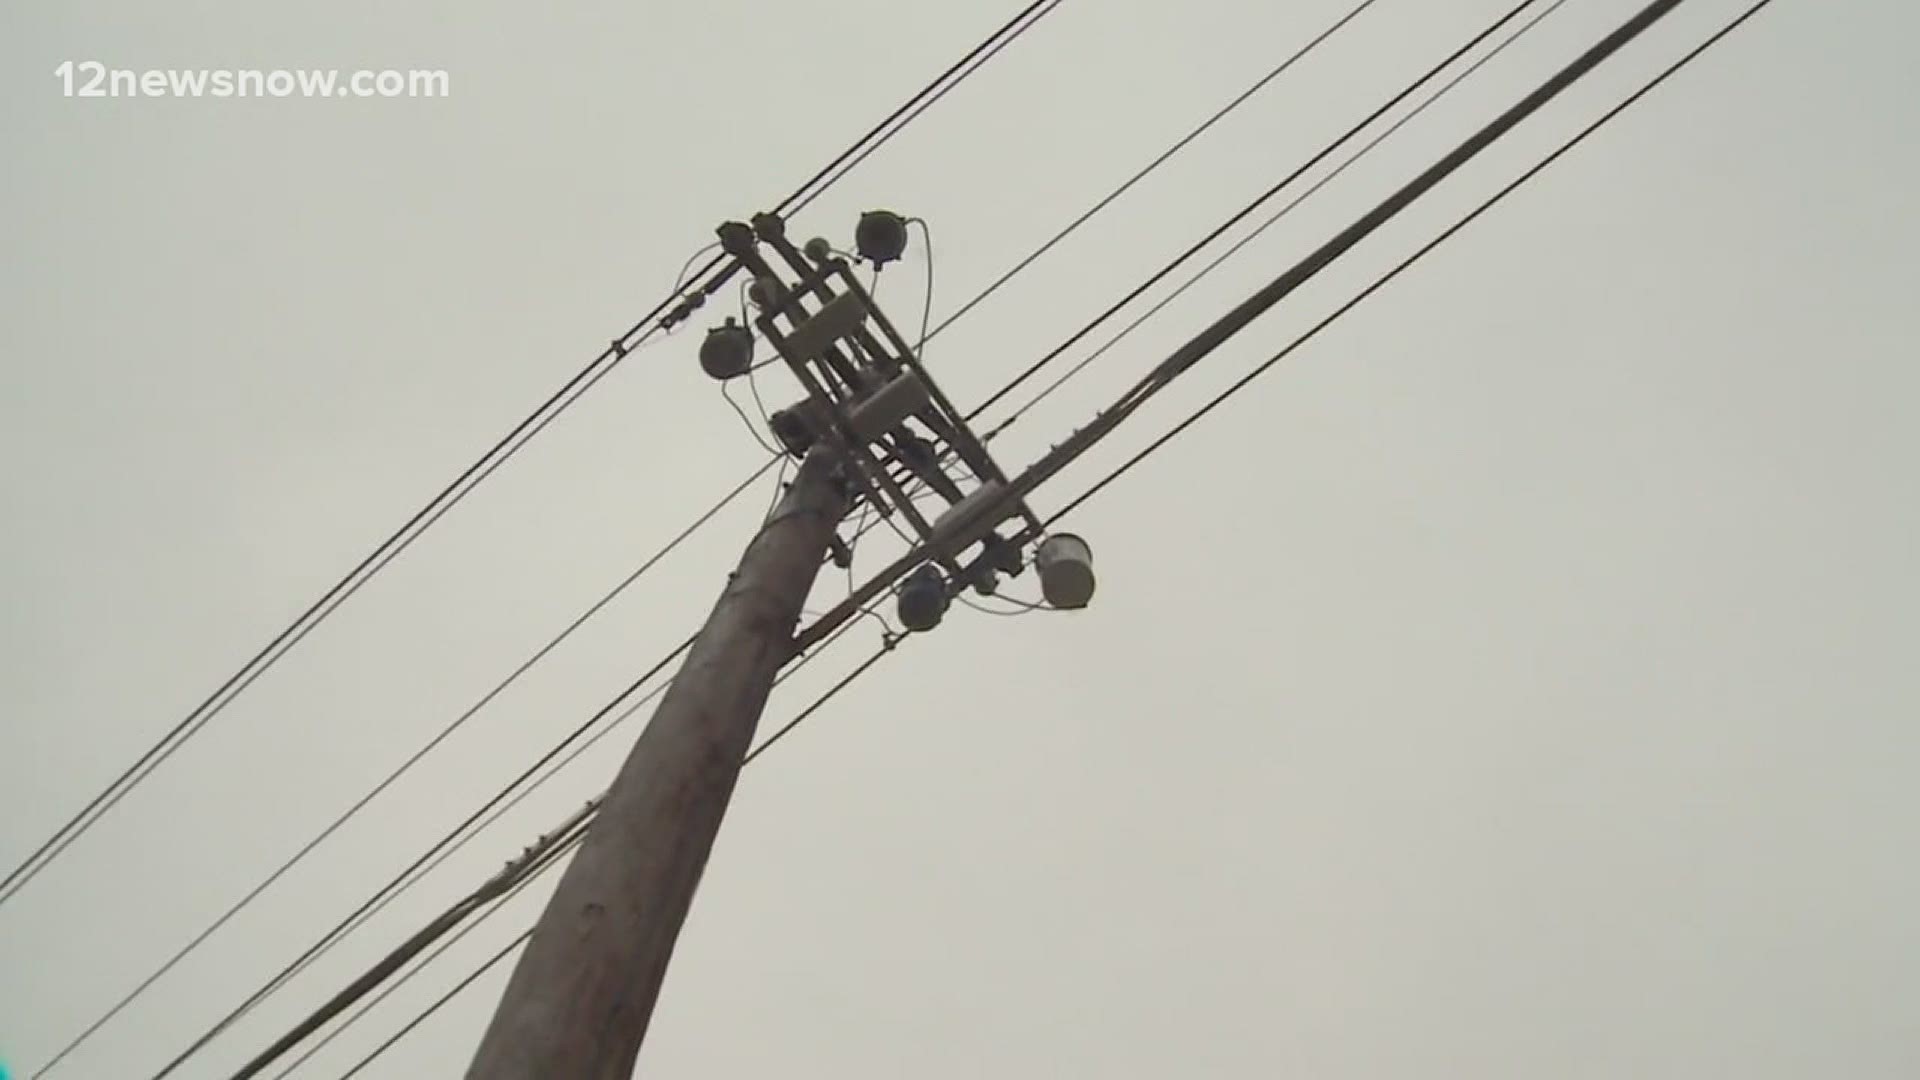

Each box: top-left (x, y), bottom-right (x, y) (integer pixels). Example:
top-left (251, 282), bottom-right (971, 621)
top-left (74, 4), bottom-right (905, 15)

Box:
top-left (896, 564), bottom-right (950, 632)
top-left (855, 210), bottom-right (910, 265)
top-left (1036, 533), bottom-right (1096, 609)
top-left (769, 397), bottom-right (830, 457)
top-left (747, 276), bottom-right (786, 311)
top-left (769, 406), bottom-right (814, 457)
top-left (803, 237), bottom-right (835, 263)
top-left (698, 319), bottom-right (754, 380)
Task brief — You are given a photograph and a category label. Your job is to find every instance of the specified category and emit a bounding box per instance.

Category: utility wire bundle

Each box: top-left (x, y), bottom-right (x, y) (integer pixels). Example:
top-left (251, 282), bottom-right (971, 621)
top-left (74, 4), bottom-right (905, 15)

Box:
top-left (9, 0), bottom-right (1782, 1075)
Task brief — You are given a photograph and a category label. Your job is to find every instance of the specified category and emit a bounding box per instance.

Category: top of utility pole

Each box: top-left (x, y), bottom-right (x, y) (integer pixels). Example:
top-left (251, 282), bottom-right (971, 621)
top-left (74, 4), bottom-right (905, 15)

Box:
top-left (467, 204), bottom-right (1095, 1079)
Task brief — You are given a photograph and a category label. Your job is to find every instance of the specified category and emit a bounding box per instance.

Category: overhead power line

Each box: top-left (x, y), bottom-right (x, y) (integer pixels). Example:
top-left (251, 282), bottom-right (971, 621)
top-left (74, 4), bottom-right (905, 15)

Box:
top-left (28, 461), bottom-right (777, 1080)
top-left (226, 804), bottom-right (599, 1080)
top-left (790, 0), bottom-right (1067, 217)
top-left (212, 11), bottom-right (1581, 1060)
top-left (245, 0), bottom-right (1777, 1070)
top-left (989, 0), bottom-right (1572, 437)
top-left (263, 834), bottom-right (562, 1080)
top-left (309, 633), bottom-right (896, 1080)
top-left (51, 6), bottom-right (1415, 1065)
top-left (209, 610), bottom-right (893, 1079)
top-left (252, 28), bottom-right (1683, 1056)
top-left (920, 0), bottom-right (1386, 345)
top-left (0, 0), bottom-right (1064, 914)
top-left (37, 0), bottom-right (1399, 1061)
top-left (964, 0), bottom-right (1544, 423)
top-left (1051, 0), bottom-right (1780, 525)
top-left (138, 639), bottom-right (696, 1080)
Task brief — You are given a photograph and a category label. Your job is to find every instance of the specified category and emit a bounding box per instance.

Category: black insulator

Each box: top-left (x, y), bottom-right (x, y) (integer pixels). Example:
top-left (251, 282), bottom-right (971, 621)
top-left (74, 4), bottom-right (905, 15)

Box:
top-left (769, 406), bottom-right (816, 457)
top-left (896, 564), bottom-right (949, 632)
top-left (698, 319), bottom-right (754, 380)
top-left (855, 210), bottom-right (910, 265)
top-left (747, 275), bottom-right (786, 311)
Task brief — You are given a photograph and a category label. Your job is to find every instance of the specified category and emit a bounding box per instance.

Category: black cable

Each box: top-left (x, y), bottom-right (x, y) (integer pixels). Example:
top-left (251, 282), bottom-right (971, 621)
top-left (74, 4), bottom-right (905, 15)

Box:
top-left (227, 809), bottom-right (595, 1080)
top-left (764, 456), bottom-right (792, 524)
top-left (923, 0), bottom-right (1384, 349)
top-left (264, 832), bottom-right (561, 1080)
top-left (722, 380), bottom-right (782, 455)
top-left (2, 320), bottom-right (677, 915)
top-left (33, 460), bottom-right (778, 1080)
top-left (112, 2), bottom-right (1612, 1060)
top-left (226, 608), bottom-right (891, 1078)
top-left (320, 8), bottom-right (1778, 1068)
top-left (792, 0), bottom-right (1578, 655)
top-left (1051, 0), bottom-right (1777, 524)
top-left (957, 592), bottom-right (1051, 618)
top-left (743, 643), bottom-right (896, 765)
top-left (1029, 0), bottom-right (1696, 485)
top-left (146, 638), bottom-right (694, 1080)
top-left (336, 635), bottom-right (901, 1077)
top-left (336, 927), bottom-right (530, 1080)
top-left (2, 0), bottom-right (1063, 916)
top-left (990, 0), bottom-right (1571, 438)
top-left (910, 218), bottom-right (937, 360)
top-left (964, 0), bottom-right (1544, 423)
top-left (787, 0), bottom-right (1063, 216)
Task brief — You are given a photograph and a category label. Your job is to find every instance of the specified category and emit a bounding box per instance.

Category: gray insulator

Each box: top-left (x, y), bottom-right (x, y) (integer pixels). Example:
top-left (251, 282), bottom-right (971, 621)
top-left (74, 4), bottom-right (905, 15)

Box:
top-left (747, 276), bottom-right (786, 311)
top-left (896, 564), bottom-right (949, 632)
top-left (1036, 533), bottom-right (1096, 609)
top-left (855, 210), bottom-right (910, 265)
top-left (698, 320), bottom-right (754, 380)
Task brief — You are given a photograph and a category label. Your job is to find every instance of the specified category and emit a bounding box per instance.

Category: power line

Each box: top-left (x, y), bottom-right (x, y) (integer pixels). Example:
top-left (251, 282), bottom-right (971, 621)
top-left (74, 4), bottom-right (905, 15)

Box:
top-left (720, 0), bottom-right (1401, 593)
top-left (787, 0), bottom-right (1064, 217)
top-left (0, 0), bottom-right (1063, 914)
top-left (217, 611), bottom-right (892, 1078)
top-left (733, 0), bottom-right (1386, 534)
top-left (328, 633), bottom-right (897, 1078)
top-left (922, 0), bottom-right (1384, 347)
top-left (30, 462), bottom-right (778, 1080)
top-left (989, 0), bottom-right (1572, 437)
top-left (142, 641), bottom-right (694, 1080)
top-left (963, 0), bottom-right (1544, 423)
top-left (794, 0), bottom-right (1608, 654)
top-left (264, 834), bottom-right (559, 1080)
top-left (1051, 3), bottom-right (1779, 516)
top-left (340, 926), bottom-right (529, 1080)
top-left (331, 597), bottom-right (892, 991)
top-left (34, 0), bottom-right (1167, 1062)
top-left (275, 0), bottom-right (1778, 1069)
top-left (227, 806), bottom-right (598, 1080)
top-left (74, 0), bottom-right (1681, 1060)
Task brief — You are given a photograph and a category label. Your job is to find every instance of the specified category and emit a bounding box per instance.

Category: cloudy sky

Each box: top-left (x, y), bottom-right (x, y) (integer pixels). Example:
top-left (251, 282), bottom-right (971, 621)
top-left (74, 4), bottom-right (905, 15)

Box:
top-left (4, 0), bottom-right (1916, 1076)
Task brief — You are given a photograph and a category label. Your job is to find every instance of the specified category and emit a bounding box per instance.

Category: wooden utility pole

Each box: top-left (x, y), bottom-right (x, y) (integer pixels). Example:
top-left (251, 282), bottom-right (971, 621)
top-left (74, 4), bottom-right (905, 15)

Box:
top-left (467, 446), bottom-right (846, 1079)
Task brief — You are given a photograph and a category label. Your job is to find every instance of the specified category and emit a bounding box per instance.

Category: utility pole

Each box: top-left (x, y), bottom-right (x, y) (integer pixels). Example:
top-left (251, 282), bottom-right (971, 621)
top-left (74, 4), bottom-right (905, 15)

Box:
top-left (460, 0), bottom-right (1690, 1058)
top-left (467, 207), bottom-right (1079, 1077)
top-left (466, 445), bottom-right (847, 1080)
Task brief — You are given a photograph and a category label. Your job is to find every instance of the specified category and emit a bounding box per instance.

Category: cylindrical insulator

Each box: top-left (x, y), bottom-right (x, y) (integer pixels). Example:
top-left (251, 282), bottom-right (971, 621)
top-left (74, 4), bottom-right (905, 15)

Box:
top-left (1035, 533), bottom-right (1096, 609)
top-left (698, 321), bottom-right (753, 380)
top-left (896, 564), bottom-right (949, 632)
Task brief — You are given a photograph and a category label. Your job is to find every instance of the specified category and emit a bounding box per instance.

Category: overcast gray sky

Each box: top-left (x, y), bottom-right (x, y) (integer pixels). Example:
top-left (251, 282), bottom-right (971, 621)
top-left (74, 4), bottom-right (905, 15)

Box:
top-left (4, 0), bottom-right (1917, 1076)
